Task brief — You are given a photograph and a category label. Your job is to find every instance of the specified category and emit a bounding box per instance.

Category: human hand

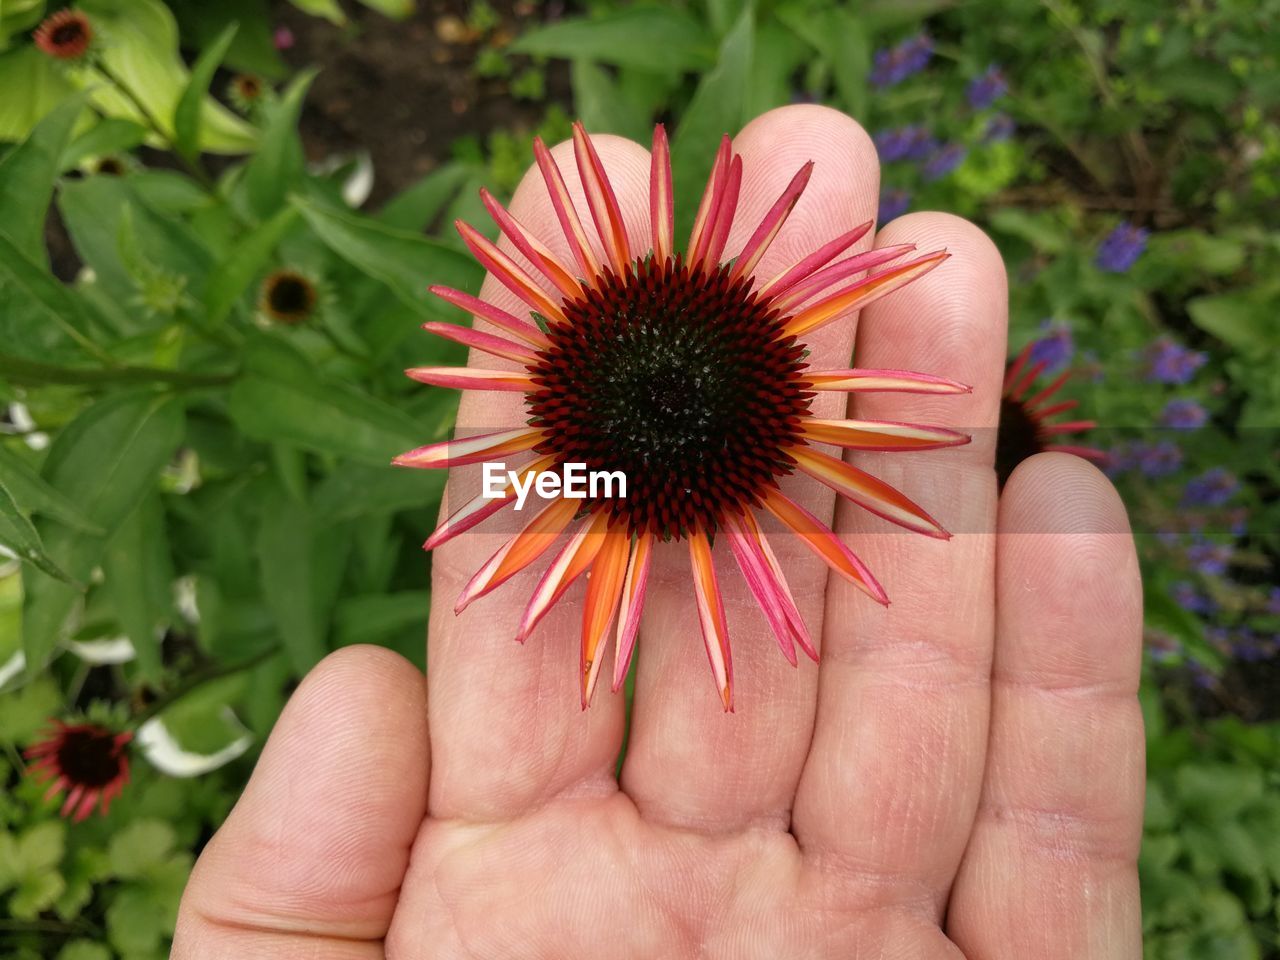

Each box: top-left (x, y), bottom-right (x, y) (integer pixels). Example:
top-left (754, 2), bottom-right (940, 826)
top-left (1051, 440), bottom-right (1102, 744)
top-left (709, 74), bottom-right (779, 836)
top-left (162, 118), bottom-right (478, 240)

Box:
top-left (173, 105), bottom-right (1144, 959)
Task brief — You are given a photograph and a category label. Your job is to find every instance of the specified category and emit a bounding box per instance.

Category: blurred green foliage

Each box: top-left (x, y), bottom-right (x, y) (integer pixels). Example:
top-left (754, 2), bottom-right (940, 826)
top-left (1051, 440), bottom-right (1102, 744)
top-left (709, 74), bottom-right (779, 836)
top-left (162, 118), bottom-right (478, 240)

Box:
top-left (1, 0), bottom-right (1278, 957)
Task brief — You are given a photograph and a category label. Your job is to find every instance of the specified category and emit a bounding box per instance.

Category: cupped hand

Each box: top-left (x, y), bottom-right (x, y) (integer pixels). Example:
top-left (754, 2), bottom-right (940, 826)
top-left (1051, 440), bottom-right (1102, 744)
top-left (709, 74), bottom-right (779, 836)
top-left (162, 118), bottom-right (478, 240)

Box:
top-left (174, 106), bottom-right (1144, 959)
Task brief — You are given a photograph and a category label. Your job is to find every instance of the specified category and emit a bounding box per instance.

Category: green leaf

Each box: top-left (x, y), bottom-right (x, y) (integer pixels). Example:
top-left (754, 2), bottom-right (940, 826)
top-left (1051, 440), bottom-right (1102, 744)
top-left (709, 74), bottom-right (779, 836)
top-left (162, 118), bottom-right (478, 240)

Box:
top-left (294, 194), bottom-right (482, 318)
top-left (60, 117), bottom-right (149, 171)
top-left (15, 820), bottom-right (65, 874)
top-left (74, 0), bottom-right (256, 154)
top-left (106, 887), bottom-right (169, 957)
top-left (0, 479), bottom-right (78, 585)
top-left (335, 591), bottom-right (430, 646)
top-left (1175, 764), bottom-right (1264, 821)
top-left (672, 4), bottom-right (754, 239)
top-left (988, 207), bottom-right (1073, 254)
top-left (107, 819), bottom-right (175, 879)
top-left (571, 60), bottom-right (652, 143)
top-left (243, 68), bottom-right (317, 218)
top-left (227, 335), bottom-right (423, 464)
top-left (0, 93), bottom-right (86, 261)
top-left (0, 229), bottom-right (111, 364)
top-left (288, 0), bottom-right (346, 24)
top-left (513, 7), bottom-right (715, 73)
top-left (313, 461), bottom-right (445, 519)
top-left (57, 941), bottom-right (112, 960)
top-left (356, 0), bottom-right (413, 16)
top-left (255, 483), bottom-right (324, 673)
top-left (173, 21), bottom-right (240, 162)
top-left (0, 47), bottom-right (78, 144)
top-left (23, 393), bottom-right (184, 672)
top-left (0, 677), bottom-right (60, 745)
top-left (1187, 288), bottom-right (1279, 355)
top-left (0, 445), bottom-right (101, 535)
top-left (103, 495), bottom-right (171, 680)
top-left (378, 162), bottom-right (473, 232)
top-left (203, 206), bottom-right (300, 325)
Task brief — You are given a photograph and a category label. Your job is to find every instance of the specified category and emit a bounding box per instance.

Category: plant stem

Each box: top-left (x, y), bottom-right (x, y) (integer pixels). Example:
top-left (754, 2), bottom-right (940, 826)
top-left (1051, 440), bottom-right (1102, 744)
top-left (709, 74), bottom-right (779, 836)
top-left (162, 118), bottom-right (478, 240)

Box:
top-left (132, 645), bottom-right (281, 727)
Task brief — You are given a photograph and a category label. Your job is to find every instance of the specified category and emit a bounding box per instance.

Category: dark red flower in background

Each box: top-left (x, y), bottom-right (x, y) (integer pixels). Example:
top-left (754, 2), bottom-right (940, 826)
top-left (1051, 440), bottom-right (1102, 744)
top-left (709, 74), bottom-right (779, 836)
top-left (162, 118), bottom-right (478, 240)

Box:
top-left (25, 721), bottom-right (133, 822)
top-left (33, 9), bottom-right (94, 60)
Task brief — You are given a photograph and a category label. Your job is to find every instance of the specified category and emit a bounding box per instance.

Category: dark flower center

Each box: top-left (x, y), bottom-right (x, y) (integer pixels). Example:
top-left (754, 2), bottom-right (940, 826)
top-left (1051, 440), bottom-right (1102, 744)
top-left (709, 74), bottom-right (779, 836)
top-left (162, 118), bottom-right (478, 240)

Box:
top-left (526, 256), bottom-right (810, 538)
top-left (56, 728), bottom-right (124, 788)
top-left (235, 75), bottom-right (263, 99)
top-left (265, 273), bottom-right (316, 321)
top-left (995, 396), bottom-right (1042, 487)
top-left (52, 21), bottom-right (86, 45)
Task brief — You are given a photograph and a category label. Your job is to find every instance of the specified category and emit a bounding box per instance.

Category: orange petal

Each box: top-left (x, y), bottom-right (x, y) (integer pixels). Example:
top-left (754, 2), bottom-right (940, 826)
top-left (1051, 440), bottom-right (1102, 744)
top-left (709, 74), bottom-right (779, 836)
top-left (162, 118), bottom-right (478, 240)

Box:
top-left (759, 487), bottom-right (888, 605)
top-left (581, 526), bottom-right (630, 708)
top-left (516, 511), bottom-right (610, 643)
top-left (731, 161), bottom-right (813, 282)
top-left (756, 221), bottom-right (873, 299)
top-left (532, 136), bottom-right (602, 281)
top-left (428, 285), bottom-right (549, 348)
top-left (455, 497), bottom-right (579, 613)
top-left (573, 122), bottom-right (631, 275)
top-left (612, 531), bottom-right (653, 692)
top-left (783, 250), bottom-right (949, 338)
top-left (394, 427), bottom-right (544, 469)
top-left (724, 512), bottom-right (798, 666)
top-left (405, 367), bottom-right (536, 392)
top-left (803, 368), bottom-right (971, 395)
top-left (455, 220), bottom-right (567, 325)
top-left (789, 446), bottom-right (949, 538)
top-left (689, 529), bottom-right (733, 711)
top-left (770, 244), bottom-right (917, 312)
top-left (481, 188), bottom-right (583, 300)
top-left (650, 125), bottom-right (673, 262)
top-left (423, 454), bottom-right (555, 550)
top-left (799, 418), bottom-right (971, 451)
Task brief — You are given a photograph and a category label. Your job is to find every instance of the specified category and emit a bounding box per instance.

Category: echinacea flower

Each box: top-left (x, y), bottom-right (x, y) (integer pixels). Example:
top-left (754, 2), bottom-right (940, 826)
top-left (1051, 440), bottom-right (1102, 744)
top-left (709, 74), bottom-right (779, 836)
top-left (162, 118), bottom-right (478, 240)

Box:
top-left (997, 341), bottom-right (1106, 485)
top-left (399, 122), bottom-right (971, 710)
top-left (259, 268), bottom-right (318, 324)
top-left (33, 9), bottom-right (94, 60)
top-left (25, 721), bottom-right (133, 822)
top-left (228, 74), bottom-right (266, 114)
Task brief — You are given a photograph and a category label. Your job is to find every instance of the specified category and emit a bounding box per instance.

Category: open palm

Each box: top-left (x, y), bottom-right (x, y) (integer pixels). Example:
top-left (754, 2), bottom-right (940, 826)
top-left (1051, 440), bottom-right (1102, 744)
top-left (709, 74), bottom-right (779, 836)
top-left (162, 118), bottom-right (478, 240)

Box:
top-left (174, 106), bottom-right (1144, 959)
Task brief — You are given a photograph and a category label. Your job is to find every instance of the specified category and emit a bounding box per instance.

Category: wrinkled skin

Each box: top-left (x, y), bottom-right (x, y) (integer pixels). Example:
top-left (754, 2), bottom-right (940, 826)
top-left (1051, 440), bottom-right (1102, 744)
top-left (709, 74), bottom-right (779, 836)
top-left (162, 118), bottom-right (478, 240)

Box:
top-left (174, 106), bottom-right (1144, 960)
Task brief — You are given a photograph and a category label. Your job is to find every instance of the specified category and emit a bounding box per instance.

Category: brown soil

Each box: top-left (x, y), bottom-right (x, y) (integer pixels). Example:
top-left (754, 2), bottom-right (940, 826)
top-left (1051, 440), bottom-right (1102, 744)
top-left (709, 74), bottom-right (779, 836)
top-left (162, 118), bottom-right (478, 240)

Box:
top-left (273, 0), bottom-right (570, 204)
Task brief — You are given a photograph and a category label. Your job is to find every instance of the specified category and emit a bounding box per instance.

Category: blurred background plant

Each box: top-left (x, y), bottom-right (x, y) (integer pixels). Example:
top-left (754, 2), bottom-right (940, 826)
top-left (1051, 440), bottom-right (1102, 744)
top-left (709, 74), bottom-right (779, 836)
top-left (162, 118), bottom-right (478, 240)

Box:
top-left (0, 0), bottom-right (1277, 957)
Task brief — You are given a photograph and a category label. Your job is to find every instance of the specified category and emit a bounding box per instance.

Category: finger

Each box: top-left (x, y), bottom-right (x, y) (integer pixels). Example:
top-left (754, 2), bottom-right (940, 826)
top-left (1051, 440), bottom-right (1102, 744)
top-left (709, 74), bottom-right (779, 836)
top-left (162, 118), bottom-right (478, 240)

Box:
top-left (622, 105), bottom-right (880, 831)
top-left (793, 212), bottom-right (1006, 906)
top-left (425, 135), bottom-right (652, 820)
top-left (948, 454), bottom-right (1144, 959)
top-left (173, 646), bottom-right (428, 959)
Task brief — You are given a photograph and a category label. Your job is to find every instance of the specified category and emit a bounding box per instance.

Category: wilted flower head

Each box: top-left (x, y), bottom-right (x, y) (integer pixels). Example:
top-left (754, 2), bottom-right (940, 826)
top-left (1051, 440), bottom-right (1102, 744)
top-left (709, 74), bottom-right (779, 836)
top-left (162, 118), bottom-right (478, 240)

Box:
top-left (1027, 320), bottom-right (1074, 372)
top-left (33, 9), bottom-right (94, 60)
top-left (1145, 337), bottom-right (1207, 385)
top-left (922, 143), bottom-right (967, 182)
top-left (1096, 221), bottom-right (1149, 272)
top-left (878, 188), bottom-right (911, 223)
top-left (997, 341), bottom-right (1105, 485)
top-left (25, 721), bottom-right (133, 821)
top-left (870, 33), bottom-right (934, 87)
top-left (259, 269), bottom-right (319, 324)
top-left (399, 122), bottom-right (970, 710)
top-left (873, 125), bottom-right (938, 164)
top-left (1160, 398), bottom-right (1207, 429)
top-left (1183, 467), bottom-right (1238, 508)
top-left (967, 64), bottom-right (1008, 110)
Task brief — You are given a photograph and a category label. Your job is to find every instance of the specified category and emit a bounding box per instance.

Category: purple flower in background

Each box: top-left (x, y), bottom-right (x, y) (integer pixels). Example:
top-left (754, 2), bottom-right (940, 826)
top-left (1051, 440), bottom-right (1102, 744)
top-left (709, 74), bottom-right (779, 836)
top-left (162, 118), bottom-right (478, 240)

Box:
top-left (922, 143), bottom-right (967, 181)
top-left (1146, 631), bottom-right (1182, 663)
top-left (1096, 222), bottom-right (1149, 272)
top-left (1187, 658), bottom-right (1218, 690)
top-left (1183, 467), bottom-right (1239, 507)
top-left (1172, 581), bottom-right (1217, 616)
top-left (273, 25), bottom-right (295, 50)
top-left (878, 188), bottom-right (911, 223)
top-left (1267, 587), bottom-right (1280, 615)
top-left (1145, 338), bottom-right (1207, 385)
top-left (1028, 320), bottom-right (1074, 372)
top-left (1160, 398), bottom-right (1208, 429)
top-left (967, 64), bottom-right (1008, 109)
top-left (983, 113), bottom-right (1016, 143)
top-left (1134, 440), bottom-right (1183, 477)
top-left (870, 33), bottom-right (934, 87)
top-left (873, 125), bottom-right (937, 163)
top-left (1232, 631), bottom-right (1275, 663)
top-left (1187, 538), bottom-right (1232, 576)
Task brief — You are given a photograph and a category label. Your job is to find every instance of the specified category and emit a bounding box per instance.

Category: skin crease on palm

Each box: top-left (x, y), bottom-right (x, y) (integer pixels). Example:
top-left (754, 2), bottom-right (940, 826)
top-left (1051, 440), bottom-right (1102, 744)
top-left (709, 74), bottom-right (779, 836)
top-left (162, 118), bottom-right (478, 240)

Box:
top-left (172, 106), bottom-right (1146, 960)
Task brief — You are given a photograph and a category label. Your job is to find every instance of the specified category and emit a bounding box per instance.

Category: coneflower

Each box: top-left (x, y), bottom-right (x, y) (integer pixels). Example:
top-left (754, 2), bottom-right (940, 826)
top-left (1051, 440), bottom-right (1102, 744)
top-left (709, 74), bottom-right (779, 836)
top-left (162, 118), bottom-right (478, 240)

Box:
top-left (33, 9), bottom-right (94, 60)
top-left (997, 341), bottom-right (1107, 485)
top-left (399, 122), bottom-right (971, 710)
top-left (25, 721), bottom-right (133, 822)
top-left (259, 268), bottom-right (318, 325)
